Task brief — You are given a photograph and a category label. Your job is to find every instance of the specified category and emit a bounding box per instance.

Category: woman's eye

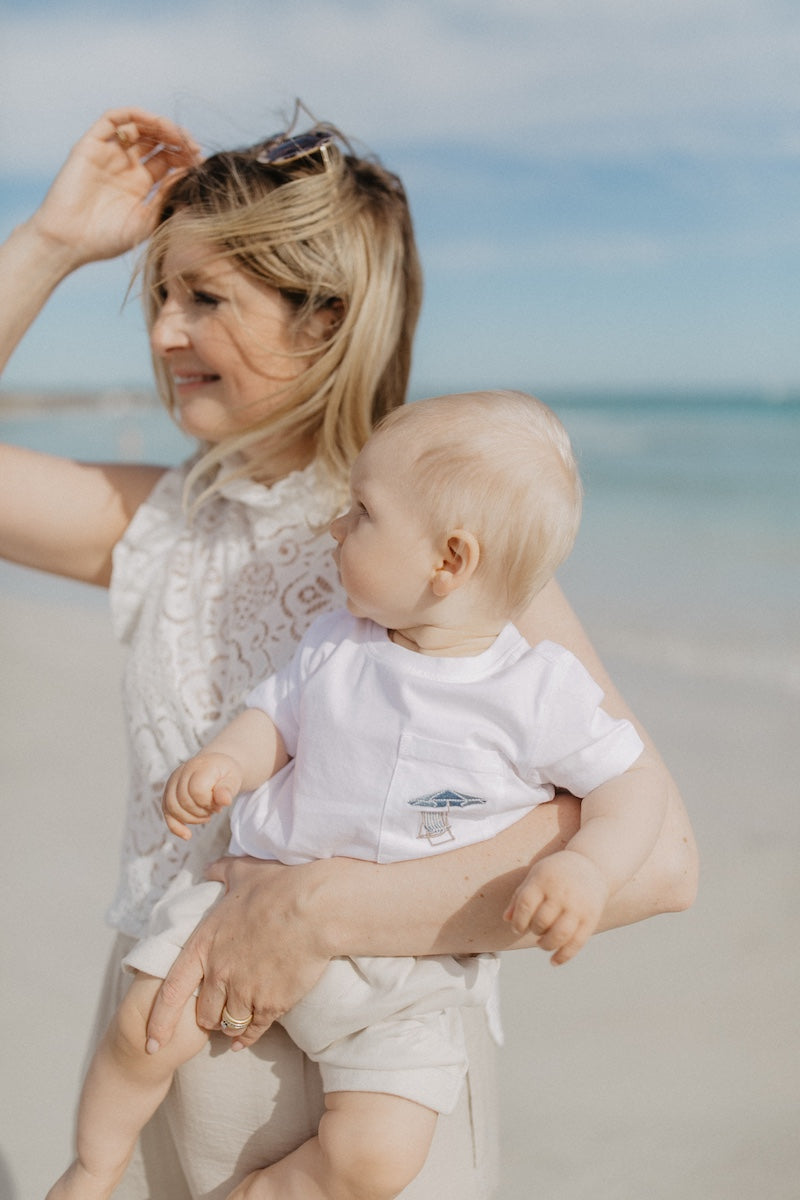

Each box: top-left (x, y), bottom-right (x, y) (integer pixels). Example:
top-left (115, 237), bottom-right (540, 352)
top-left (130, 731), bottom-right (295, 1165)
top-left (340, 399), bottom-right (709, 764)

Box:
top-left (192, 290), bottom-right (220, 308)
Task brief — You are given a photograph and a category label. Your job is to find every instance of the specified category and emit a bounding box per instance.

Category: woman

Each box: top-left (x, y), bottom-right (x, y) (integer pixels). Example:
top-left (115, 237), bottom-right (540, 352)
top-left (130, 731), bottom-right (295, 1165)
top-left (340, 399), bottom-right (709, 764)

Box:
top-left (0, 108), bottom-right (697, 1200)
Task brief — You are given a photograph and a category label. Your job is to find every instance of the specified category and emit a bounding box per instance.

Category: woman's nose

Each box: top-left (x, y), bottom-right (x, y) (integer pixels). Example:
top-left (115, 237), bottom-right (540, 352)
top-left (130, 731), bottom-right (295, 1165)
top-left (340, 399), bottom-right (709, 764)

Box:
top-left (150, 300), bottom-right (190, 355)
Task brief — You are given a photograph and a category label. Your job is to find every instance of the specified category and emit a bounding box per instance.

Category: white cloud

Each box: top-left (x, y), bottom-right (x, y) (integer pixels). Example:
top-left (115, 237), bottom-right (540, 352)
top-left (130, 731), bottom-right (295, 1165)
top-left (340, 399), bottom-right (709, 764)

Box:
top-left (2, 0), bottom-right (799, 175)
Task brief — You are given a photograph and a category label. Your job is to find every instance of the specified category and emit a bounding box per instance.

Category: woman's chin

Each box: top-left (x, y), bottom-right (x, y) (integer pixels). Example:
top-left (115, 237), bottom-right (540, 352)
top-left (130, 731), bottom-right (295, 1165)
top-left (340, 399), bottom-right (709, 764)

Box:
top-left (174, 404), bottom-right (228, 444)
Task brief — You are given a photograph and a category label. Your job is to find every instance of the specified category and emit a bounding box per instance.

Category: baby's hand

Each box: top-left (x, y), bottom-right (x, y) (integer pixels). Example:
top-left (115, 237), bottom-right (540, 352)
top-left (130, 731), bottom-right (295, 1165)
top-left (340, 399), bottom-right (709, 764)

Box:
top-left (503, 850), bottom-right (610, 965)
top-left (162, 754), bottom-right (243, 840)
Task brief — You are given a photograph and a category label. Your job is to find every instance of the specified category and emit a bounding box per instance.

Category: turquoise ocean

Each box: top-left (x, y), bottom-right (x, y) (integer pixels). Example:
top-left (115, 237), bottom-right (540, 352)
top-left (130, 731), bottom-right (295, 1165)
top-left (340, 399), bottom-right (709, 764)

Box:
top-left (1, 388), bottom-right (797, 698)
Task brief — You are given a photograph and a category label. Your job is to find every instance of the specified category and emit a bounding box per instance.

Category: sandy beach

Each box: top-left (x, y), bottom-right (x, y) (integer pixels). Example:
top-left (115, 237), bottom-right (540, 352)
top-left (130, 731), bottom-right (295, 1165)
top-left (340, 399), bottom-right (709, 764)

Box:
top-left (1, 576), bottom-right (798, 1199)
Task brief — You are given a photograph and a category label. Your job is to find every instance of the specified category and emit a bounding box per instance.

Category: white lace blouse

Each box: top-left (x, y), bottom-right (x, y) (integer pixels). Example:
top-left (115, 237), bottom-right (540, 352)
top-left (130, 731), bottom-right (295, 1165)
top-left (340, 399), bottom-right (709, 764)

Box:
top-left (107, 458), bottom-right (345, 938)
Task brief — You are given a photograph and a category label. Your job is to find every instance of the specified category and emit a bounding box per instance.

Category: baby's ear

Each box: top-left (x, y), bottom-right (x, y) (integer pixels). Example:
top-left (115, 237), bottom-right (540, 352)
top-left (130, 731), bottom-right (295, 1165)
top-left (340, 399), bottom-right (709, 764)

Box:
top-left (431, 529), bottom-right (481, 596)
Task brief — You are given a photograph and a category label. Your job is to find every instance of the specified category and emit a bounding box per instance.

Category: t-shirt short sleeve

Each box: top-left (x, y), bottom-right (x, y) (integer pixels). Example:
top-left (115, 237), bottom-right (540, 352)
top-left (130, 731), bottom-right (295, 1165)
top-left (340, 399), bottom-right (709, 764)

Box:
top-left (245, 608), bottom-right (350, 757)
top-left (525, 641), bottom-right (645, 797)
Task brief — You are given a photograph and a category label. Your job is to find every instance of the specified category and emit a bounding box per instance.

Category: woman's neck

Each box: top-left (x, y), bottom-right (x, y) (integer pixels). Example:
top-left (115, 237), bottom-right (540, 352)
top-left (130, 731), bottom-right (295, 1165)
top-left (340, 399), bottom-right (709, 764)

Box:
top-left (242, 432), bottom-right (317, 486)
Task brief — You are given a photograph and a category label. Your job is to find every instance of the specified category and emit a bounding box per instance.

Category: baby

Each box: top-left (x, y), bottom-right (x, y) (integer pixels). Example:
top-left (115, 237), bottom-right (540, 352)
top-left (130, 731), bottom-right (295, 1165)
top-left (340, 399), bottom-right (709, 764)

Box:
top-left (49, 390), bottom-right (659, 1200)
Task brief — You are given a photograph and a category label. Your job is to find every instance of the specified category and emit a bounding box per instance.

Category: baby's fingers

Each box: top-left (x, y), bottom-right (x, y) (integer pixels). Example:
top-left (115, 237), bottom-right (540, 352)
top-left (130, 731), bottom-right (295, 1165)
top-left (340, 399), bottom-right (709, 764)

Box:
top-left (546, 916), bottom-right (592, 966)
top-left (504, 880), bottom-right (551, 936)
top-left (164, 811), bottom-right (193, 841)
top-left (172, 763), bottom-right (227, 815)
top-left (179, 767), bottom-right (215, 806)
top-left (210, 782), bottom-right (235, 811)
top-left (535, 909), bottom-right (582, 963)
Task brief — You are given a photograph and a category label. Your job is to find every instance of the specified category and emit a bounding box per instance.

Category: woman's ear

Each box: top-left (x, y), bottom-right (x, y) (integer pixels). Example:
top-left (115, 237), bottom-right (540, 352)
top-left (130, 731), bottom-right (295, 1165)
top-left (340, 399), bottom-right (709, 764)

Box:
top-left (308, 297), bottom-right (345, 339)
top-left (431, 529), bottom-right (481, 596)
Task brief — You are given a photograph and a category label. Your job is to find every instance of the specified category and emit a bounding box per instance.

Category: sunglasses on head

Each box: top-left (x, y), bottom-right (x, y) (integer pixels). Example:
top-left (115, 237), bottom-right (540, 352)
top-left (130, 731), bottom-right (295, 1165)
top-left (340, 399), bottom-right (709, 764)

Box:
top-left (255, 129), bottom-right (336, 170)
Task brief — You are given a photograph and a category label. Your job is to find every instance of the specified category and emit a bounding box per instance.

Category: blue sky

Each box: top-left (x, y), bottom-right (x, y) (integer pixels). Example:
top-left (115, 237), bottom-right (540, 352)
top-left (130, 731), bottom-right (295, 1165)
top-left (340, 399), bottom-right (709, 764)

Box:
top-left (1, 0), bottom-right (799, 394)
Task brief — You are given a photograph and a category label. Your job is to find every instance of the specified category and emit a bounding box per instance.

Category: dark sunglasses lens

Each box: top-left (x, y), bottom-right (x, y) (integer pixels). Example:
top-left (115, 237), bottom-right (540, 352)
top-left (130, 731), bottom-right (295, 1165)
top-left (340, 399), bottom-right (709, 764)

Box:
top-left (260, 131), bottom-right (331, 165)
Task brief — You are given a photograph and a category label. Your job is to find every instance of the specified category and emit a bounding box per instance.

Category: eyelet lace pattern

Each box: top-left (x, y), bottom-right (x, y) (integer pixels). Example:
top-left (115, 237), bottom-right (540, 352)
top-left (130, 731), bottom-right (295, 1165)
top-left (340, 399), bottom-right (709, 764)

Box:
top-left (107, 459), bottom-right (344, 936)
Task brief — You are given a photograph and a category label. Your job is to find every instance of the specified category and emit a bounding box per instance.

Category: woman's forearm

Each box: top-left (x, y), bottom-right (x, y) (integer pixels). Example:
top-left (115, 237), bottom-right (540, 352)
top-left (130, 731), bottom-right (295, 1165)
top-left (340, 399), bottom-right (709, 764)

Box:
top-left (150, 772), bottom-right (696, 1050)
top-left (0, 221), bottom-right (79, 376)
top-left (315, 806), bottom-right (569, 959)
top-left (315, 771), bottom-right (697, 960)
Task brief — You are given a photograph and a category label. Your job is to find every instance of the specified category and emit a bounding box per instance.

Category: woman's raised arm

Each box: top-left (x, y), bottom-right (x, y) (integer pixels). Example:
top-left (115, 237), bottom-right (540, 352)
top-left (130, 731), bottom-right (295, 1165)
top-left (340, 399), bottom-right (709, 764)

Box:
top-left (0, 109), bottom-right (199, 583)
top-left (0, 107), bottom-right (200, 376)
top-left (147, 579), bottom-right (697, 1050)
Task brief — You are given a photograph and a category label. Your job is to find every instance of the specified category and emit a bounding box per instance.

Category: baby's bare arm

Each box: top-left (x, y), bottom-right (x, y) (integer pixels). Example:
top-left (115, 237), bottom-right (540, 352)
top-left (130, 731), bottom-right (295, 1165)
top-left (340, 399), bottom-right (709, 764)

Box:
top-left (162, 709), bottom-right (289, 839)
top-left (505, 754), bottom-right (670, 963)
top-left (564, 757), bottom-right (669, 892)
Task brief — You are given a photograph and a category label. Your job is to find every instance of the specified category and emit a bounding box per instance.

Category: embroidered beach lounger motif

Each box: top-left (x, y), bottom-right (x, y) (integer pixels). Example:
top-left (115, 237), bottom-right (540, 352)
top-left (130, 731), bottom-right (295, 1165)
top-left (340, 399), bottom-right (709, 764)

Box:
top-left (409, 790), bottom-right (486, 845)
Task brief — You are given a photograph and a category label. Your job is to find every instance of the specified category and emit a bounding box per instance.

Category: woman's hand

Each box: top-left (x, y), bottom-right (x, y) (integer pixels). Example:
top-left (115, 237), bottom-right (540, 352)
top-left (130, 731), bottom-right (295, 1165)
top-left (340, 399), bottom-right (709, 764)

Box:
top-left (0, 108), bottom-right (201, 380)
top-left (145, 856), bottom-right (335, 1052)
top-left (27, 107), bottom-right (201, 270)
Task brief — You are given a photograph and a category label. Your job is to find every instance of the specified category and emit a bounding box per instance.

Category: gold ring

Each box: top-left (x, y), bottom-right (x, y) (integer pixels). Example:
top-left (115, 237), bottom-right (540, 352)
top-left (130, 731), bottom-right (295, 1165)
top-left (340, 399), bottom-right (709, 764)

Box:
top-left (220, 1005), bottom-right (253, 1032)
top-left (114, 126), bottom-right (132, 149)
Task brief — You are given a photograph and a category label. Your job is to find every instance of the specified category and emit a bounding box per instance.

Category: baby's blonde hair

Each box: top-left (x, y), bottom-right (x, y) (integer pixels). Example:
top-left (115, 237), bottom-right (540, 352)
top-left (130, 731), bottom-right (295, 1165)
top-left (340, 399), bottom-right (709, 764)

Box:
top-left (141, 120), bottom-right (422, 510)
top-left (375, 391), bottom-right (583, 615)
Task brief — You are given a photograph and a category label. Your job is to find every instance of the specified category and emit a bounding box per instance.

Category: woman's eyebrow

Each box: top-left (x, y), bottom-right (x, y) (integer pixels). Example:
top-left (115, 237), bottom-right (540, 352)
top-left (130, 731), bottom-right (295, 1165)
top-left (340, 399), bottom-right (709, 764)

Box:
top-left (178, 267), bottom-right (213, 286)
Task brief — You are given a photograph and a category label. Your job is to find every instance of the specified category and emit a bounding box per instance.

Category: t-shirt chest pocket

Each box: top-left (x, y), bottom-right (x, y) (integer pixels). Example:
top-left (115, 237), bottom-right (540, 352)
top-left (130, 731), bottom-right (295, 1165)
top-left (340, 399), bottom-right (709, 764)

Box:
top-left (384, 731), bottom-right (509, 850)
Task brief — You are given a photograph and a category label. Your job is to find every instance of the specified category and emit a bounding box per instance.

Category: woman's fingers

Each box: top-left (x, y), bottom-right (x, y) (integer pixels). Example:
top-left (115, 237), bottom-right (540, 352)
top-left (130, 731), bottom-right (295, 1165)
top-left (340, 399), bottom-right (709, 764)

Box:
top-left (217, 984), bottom-right (268, 1050)
top-left (146, 948), bottom-right (206, 1051)
top-left (30, 106), bottom-right (201, 266)
top-left (99, 107), bottom-right (201, 162)
top-left (194, 955), bottom-right (284, 1041)
top-left (146, 858), bottom-right (335, 1052)
top-left (229, 1018), bottom-right (270, 1052)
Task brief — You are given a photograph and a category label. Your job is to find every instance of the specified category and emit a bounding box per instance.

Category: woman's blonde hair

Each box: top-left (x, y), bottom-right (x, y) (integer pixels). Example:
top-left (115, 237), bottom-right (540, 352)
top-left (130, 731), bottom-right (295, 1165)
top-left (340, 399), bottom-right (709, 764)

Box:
top-left (142, 120), bottom-right (422, 508)
top-left (375, 391), bottom-right (583, 614)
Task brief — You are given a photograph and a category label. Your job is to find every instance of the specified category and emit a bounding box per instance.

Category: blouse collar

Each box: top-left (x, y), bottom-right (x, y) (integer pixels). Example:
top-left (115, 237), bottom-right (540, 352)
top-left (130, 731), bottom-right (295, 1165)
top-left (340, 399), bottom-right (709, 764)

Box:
top-left (214, 458), bottom-right (344, 527)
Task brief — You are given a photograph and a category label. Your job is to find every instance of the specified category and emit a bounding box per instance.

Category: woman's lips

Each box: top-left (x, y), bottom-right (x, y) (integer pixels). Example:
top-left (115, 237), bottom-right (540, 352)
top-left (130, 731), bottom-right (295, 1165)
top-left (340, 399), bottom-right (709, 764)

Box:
top-left (174, 373), bottom-right (218, 386)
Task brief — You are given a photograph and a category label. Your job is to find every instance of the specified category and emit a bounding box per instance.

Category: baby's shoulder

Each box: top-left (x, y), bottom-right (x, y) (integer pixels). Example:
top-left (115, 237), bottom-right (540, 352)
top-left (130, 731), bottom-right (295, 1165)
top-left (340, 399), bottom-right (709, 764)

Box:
top-left (303, 606), bottom-right (360, 646)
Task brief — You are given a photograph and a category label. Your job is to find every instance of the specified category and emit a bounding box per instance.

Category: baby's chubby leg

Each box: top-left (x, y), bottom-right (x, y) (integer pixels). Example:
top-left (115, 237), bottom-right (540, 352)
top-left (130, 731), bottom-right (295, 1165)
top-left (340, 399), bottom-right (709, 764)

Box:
top-left (227, 1090), bottom-right (438, 1200)
top-left (47, 972), bottom-right (209, 1200)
